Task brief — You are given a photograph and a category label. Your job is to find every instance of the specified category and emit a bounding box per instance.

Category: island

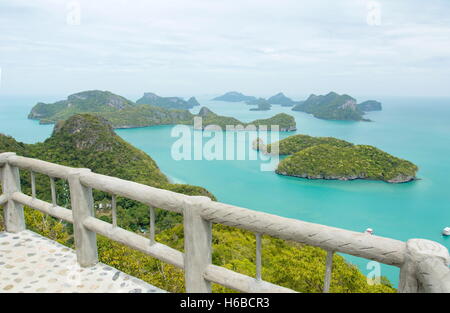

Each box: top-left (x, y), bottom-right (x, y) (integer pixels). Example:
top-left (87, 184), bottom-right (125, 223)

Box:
top-left (136, 92), bottom-right (200, 110)
top-left (291, 92), bottom-right (382, 121)
top-left (28, 91), bottom-right (296, 131)
top-left (247, 98), bottom-right (272, 111)
top-left (358, 100), bottom-right (382, 112)
top-left (267, 92), bottom-right (297, 107)
top-left (28, 90), bottom-right (194, 128)
top-left (212, 91), bottom-right (256, 102)
top-left (195, 107), bottom-right (296, 131)
top-left (255, 134), bottom-right (418, 183)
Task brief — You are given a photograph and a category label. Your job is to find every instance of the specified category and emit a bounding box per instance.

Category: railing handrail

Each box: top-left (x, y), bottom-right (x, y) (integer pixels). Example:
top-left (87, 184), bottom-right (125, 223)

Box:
top-left (1, 152), bottom-right (449, 293)
top-left (1, 154), bottom-right (406, 265)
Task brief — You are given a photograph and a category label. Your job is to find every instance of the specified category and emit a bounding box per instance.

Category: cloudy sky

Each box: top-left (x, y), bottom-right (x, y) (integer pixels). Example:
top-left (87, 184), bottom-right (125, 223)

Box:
top-left (1, 0), bottom-right (450, 99)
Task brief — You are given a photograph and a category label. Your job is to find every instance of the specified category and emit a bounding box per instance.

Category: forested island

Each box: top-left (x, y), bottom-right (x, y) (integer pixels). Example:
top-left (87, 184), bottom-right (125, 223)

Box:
top-left (0, 114), bottom-right (393, 293)
top-left (28, 90), bottom-right (295, 131)
top-left (212, 91), bottom-right (256, 102)
top-left (267, 92), bottom-right (298, 107)
top-left (196, 107), bottom-right (296, 131)
top-left (136, 92), bottom-right (200, 110)
top-left (246, 98), bottom-right (272, 111)
top-left (255, 134), bottom-right (418, 183)
top-left (28, 90), bottom-right (194, 127)
top-left (291, 92), bottom-right (382, 121)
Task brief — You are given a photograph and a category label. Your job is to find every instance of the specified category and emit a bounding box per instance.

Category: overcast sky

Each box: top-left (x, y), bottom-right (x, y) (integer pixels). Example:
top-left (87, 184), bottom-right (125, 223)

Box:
top-left (1, 0), bottom-right (450, 100)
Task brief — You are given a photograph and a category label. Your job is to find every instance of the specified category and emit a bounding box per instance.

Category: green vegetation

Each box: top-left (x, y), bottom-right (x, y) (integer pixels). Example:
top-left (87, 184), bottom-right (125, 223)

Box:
top-left (212, 91), bottom-right (256, 102)
top-left (251, 113), bottom-right (297, 131)
top-left (29, 90), bottom-right (196, 128)
top-left (292, 92), bottom-right (368, 121)
top-left (197, 107), bottom-right (296, 131)
top-left (0, 208), bottom-right (395, 293)
top-left (272, 135), bottom-right (418, 183)
top-left (264, 134), bottom-right (353, 155)
top-left (99, 104), bottom-right (193, 128)
top-left (247, 98), bottom-right (272, 111)
top-left (1, 114), bottom-right (213, 232)
top-left (28, 91), bottom-right (295, 131)
top-left (267, 92), bottom-right (297, 107)
top-left (136, 92), bottom-right (200, 110)
top-left (29, 90), bottom-right (135, 122)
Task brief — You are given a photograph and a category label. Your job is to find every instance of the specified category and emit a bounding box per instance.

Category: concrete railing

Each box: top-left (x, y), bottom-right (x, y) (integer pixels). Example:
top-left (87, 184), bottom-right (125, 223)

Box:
top-left (0, 152), bottom-right (449, 293)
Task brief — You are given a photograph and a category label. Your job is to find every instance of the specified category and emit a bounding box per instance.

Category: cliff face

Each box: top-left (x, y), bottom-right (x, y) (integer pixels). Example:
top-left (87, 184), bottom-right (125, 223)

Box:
top-left (275, 171), bottom-right (415, 183)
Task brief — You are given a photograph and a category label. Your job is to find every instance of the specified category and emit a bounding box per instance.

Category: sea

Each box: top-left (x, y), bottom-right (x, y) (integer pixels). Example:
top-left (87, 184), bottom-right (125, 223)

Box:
top-left (1, 94), bottom-right (449, 287)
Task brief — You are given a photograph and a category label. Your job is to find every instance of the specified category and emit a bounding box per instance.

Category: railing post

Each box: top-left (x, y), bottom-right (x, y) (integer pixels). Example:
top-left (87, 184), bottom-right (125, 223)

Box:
top-left (183, 197), bottom-right (212, 293)
top-left (1, 153), bottom-right (25, 233)
top-left (323, 250), bottom-right (334, 293)
top-left (399, 239), bottom-right (450, 293)
top-left (68, 169), bottom-right (98, 267)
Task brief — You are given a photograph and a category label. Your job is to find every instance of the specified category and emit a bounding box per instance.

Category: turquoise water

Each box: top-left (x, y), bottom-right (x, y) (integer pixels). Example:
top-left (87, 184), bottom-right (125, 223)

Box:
top-left (1, 95), bottom-right (450, 287)
top-left (0, 96), bottom-right (55, 143)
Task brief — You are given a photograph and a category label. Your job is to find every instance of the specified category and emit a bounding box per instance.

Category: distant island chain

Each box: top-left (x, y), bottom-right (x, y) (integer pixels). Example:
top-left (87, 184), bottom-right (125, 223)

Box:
top-left (24, 89), bottom-right (416, 184)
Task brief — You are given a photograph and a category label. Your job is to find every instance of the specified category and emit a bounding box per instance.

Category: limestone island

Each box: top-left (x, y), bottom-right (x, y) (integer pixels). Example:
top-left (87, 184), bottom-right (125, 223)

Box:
top-left (254, 134), bottom-right (418, 183)
top-left (267, 92), bottom-right (298, 107)
top-left (136, 92), bottom-right (200, 110)
top-left (291, 92), bottom-right (383, 121)
top-left (196, 107), bottom-right (296, 131)
top-left (212, 91), bottom-right (256, 102)
top-left (246, 98), bottom-right (272, 111)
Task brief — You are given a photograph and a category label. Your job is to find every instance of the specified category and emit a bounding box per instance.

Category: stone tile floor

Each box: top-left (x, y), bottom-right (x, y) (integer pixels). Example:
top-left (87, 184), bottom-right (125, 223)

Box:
top-left (0, 230), bottom-right (166, 293)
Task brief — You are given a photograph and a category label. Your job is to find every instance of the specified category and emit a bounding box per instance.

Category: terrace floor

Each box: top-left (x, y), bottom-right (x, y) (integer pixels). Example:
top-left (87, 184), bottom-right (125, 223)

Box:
top-left (0, 230), bottom-right (166, 293)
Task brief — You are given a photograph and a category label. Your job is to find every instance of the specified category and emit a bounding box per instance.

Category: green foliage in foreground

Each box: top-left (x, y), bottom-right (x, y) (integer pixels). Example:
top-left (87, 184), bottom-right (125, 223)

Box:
top-left (0, 208), bottom-right (394, 293)
top-left (0, 114), bottom-right (395, 293)
top-left (0, 114), bottom-right (214, 231)
top-left (277, 144), bottom-right (418, 182)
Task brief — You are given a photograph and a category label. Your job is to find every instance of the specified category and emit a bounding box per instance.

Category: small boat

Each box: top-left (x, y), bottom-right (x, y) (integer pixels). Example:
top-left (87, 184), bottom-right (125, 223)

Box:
top-left (443, 227), bottom-right (450, 236)
top-left (364, 228), bottom-right (374, 235)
